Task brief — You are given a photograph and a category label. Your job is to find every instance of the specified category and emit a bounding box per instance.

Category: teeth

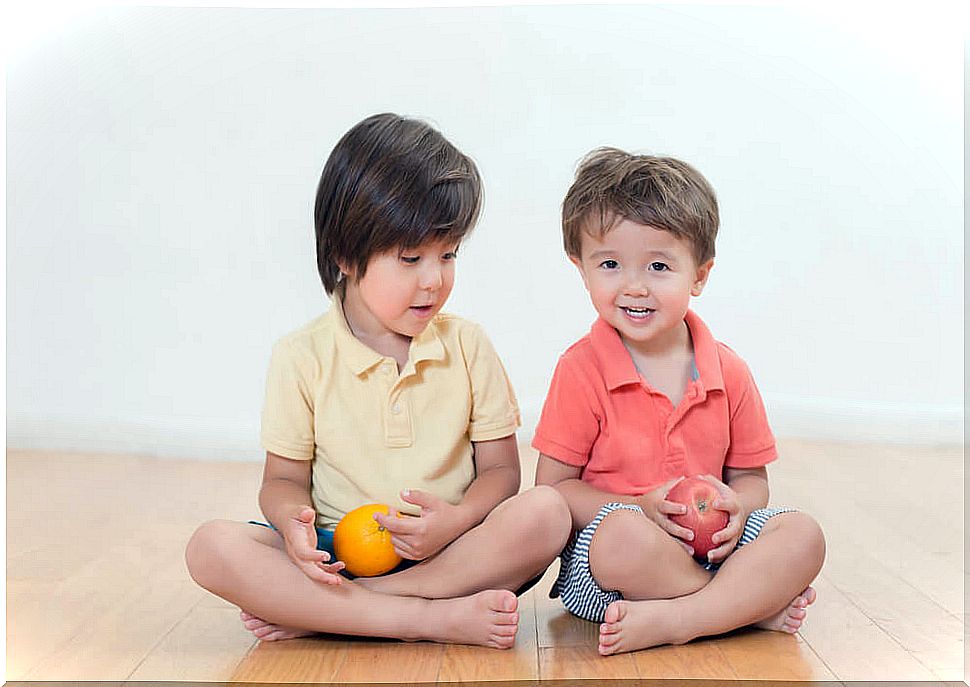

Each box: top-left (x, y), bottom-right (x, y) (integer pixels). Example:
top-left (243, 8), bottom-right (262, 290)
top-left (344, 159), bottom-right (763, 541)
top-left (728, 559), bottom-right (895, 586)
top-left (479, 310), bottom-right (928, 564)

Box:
top-left (622, 306), bottom-right (653, 319)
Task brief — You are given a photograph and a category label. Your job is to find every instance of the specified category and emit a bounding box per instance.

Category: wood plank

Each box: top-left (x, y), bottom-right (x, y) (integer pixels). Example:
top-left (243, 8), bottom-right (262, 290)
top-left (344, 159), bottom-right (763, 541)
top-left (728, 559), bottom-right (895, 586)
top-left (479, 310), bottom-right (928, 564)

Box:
top-left (710, 629), bottom-right (836, 679)
top-left (231, 636), bottom-right (348, 682)
top-left (818, 537), bottom-right (964, 680)
top-left (21, 572), bottom-right (204, 680)
top-left (794, 573), bottom-right (937, 680)
top-left (127, 602), bottom-right (257, 681)
top-left (631, 640), bottom-right (740, 679)
top-left (330, 640), bottom-right (443, 683)
top-left (539, 645), bottom-right (638, 680)
top-left (438, 588), bottom-right (539, 681)
top-left (7, 543), bottom-right (181, 680)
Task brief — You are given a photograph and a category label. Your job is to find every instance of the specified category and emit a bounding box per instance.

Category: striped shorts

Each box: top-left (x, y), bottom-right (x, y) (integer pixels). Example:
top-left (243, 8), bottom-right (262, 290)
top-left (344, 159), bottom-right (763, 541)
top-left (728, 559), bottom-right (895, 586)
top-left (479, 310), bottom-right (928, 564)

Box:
top-left (550, 502), bottom-right (797, 622)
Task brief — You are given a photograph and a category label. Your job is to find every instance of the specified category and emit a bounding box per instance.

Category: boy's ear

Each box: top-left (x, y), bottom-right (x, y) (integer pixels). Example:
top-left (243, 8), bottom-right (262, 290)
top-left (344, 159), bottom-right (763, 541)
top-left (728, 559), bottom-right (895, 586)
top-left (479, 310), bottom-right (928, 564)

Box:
top-left (335, 258), bottom-right (354, 279)
top-left (691, 259), bottom-right (714, 297)
top-left (569, 255), bottom-right (590, 289)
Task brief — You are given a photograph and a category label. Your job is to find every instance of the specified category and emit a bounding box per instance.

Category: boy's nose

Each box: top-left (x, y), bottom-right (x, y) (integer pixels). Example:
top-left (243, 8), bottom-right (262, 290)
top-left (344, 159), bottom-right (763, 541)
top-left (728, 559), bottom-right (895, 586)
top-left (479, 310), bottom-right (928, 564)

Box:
top-left (419, 265), bottom-right (443, 290)
top-left (624, 275), bottom-right (649, 296)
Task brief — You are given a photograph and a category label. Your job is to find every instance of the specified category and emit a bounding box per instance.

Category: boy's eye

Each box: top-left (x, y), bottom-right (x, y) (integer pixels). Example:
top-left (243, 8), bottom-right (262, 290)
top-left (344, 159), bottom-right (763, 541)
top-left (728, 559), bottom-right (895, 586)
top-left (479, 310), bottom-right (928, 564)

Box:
top-left (401, 255), bottom-right (420, 265)
top-left (442, 251), bottom-right (458, 261)
top-left (649, 262), bottom-right (669, 272)
top-left (599, 259), bottom-right (619, 270)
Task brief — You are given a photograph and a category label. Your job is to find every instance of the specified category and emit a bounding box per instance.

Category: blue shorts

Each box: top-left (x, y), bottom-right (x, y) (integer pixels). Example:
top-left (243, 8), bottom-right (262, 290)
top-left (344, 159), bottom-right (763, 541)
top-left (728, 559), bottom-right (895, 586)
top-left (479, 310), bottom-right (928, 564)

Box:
top-left (248, 520), bottom-right (417, 580)
top-left (550, 503), bottom-right (797, 622)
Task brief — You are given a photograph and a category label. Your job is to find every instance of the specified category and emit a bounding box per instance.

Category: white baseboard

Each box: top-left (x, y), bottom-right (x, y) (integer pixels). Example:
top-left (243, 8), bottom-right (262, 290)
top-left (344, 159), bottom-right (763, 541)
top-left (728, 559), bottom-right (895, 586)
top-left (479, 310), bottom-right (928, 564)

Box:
top-left (761, 394), bottom-right (964, 445)
top-left (6, 396), bottom-right (964, 463)
top-left (6, 412), bottom-right (261, 461)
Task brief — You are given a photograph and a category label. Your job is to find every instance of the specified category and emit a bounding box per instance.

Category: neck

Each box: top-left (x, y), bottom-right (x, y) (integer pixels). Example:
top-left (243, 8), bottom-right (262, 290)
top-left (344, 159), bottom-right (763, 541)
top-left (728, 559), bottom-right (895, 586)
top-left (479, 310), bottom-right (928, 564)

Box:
top-left (621, 320), bottom-right (690, 361)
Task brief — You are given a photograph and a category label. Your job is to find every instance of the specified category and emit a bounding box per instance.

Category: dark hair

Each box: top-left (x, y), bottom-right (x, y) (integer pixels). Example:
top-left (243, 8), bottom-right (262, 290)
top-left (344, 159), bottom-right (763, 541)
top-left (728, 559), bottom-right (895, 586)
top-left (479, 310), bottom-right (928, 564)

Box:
top-left (562, 147), bottom-right (719, 265)
top-left (314, 113), bottom-right (483, 294)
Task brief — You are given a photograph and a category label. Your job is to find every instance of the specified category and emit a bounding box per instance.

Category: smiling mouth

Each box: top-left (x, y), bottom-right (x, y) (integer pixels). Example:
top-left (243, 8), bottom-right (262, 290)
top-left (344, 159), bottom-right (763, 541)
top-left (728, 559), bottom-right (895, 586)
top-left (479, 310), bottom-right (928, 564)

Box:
top-left (620, 306), bottom-right (654, 319)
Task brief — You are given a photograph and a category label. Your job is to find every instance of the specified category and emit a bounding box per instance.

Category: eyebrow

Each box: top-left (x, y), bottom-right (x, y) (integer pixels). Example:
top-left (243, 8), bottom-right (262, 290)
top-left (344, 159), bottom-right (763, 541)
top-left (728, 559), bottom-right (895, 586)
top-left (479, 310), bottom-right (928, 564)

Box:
top-left (587, 250), bottom-right (678, 262)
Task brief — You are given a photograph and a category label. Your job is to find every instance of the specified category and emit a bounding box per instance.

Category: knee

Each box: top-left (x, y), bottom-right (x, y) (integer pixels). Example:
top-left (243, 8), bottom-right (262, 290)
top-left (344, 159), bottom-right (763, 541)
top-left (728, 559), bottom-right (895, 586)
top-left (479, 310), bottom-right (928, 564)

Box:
top-left (184, 519), bottom-right (238, 590)
top-left (777, 511), bottom-right (826, 573)
top-left (518, 485), bottom-right (572, 554)
top-left (588, 509), bottom-right (662, 588)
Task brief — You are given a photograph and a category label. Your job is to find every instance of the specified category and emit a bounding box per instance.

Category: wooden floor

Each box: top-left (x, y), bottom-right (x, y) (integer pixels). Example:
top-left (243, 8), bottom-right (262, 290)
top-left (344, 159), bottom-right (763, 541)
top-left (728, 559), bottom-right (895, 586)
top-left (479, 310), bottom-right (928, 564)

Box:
top-left (6, 439), bottom-right (966, 683)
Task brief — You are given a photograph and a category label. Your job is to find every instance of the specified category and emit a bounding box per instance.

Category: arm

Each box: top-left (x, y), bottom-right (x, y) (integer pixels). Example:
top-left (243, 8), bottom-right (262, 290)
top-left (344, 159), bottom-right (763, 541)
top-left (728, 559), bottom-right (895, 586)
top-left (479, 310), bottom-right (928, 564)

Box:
top-left (535, 453), bottom-right (691, 542)
top-left (459, 433), bottom-right (521, 525)
top-left (259, 451), bottom-right (345, 583)
top-left (374, 434), bottom-right (520, 561)
top-left (723, 465), bottom-right (769, 516)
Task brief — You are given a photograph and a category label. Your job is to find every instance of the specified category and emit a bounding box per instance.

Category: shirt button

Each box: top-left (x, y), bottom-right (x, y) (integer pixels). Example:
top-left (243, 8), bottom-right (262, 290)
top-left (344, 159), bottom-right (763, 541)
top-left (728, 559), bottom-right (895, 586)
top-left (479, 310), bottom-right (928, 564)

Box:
top-left (391, 404), bottom-right (401, 414)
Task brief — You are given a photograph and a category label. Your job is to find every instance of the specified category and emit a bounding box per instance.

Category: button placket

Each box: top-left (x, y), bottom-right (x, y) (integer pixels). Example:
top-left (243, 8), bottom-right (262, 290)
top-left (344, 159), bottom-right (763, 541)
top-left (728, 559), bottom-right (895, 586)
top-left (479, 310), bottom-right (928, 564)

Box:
top-left (385, 365), bottom-right (413, 446)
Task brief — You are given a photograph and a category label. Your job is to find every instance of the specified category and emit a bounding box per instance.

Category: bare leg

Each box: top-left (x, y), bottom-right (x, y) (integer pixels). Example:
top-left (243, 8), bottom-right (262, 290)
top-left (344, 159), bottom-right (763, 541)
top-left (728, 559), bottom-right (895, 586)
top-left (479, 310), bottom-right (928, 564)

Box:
top-left (586, 508), bottom-right (712, 600)
top-left (185, 520), bottom-right (520, 648)
top-left (359, 485), bottom-right (571, 598)
top-left (597, 511), bottom-right (825, 655)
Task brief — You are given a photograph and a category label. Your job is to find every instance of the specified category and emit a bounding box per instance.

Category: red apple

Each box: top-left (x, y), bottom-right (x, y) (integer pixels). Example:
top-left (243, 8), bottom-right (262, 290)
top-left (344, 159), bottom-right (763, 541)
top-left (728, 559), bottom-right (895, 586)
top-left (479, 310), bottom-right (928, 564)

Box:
top-left (666, 476), bottom-right (729, 562)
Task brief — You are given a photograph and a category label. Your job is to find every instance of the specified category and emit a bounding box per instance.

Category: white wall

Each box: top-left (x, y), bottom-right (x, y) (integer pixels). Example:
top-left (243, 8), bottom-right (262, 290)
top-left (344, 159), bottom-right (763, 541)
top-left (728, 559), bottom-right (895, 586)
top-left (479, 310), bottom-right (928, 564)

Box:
top-left (6, 4), bottom-right (964, 460)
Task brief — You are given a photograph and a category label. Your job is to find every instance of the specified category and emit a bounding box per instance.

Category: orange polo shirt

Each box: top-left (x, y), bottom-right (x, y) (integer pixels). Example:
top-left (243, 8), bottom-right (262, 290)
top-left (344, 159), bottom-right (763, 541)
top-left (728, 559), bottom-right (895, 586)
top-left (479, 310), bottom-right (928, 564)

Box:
top-left (532, 310), bottom-right (777, 496)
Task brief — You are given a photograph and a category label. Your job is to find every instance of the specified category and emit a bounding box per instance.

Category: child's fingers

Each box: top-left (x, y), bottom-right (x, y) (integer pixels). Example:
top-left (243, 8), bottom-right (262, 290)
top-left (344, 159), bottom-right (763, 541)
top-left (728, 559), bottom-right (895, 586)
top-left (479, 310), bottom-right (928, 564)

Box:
top-left (375, 512), bottom-right (419, 535)
top-left (299, 560), bottom-right (343, 584)
top-left (658, 517), bottom-right (694, 542)
top-left (658, 499), bottom-right (687, 516)
top-left (319, 561), bottom-right (346, 579)
top-left (391, 537), bottom-right (418, 560)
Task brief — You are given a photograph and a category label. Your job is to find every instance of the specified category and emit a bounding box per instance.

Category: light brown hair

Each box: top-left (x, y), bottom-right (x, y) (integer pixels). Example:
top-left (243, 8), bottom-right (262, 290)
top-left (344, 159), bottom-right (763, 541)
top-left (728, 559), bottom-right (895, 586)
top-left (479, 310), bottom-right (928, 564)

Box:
top-left (314, 113), bottom-right (482, 294)
top-left (562, 147), bottom-right (719, 265)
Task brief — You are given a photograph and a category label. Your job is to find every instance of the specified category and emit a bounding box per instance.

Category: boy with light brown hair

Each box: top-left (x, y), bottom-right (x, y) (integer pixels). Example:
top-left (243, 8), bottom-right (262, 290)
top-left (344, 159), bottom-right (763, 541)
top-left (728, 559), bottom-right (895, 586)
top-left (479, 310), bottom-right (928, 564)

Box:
top-left (534, 147), bottom-right (826, 655)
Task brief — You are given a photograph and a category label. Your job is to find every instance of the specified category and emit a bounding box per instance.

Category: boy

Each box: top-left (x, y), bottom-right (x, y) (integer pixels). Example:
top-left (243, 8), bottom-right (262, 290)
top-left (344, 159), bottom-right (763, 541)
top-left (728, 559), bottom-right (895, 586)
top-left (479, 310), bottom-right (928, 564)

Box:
top-left (186, 114), bottom-right (570, 648)
top-left (533, 147), bottom-right (826, 655)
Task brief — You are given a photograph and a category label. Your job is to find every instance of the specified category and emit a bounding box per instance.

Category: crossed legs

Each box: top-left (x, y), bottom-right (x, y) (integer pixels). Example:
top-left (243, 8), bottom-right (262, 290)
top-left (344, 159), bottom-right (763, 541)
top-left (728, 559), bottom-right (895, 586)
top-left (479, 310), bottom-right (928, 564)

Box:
top-left (586, 508), bottom-right (825, 655)
top-left (185, 486), bottom-right (571, 647)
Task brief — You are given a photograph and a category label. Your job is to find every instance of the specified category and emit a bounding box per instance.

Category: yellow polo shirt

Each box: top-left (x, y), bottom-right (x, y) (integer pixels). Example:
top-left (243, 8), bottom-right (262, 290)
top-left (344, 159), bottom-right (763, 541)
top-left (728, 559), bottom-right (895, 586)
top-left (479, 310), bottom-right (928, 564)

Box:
top-left (260, 296), bottom-right (521, 529)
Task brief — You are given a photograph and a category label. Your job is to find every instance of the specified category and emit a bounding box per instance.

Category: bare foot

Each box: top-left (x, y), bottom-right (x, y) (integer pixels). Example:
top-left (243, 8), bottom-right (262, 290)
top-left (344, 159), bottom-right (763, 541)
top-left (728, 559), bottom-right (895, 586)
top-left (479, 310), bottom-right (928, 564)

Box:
top-left (598, 599), bottom-right (686, 655)
top-left (756, 586), bottom-right (817, 634)
top-left (424, 589), bottom-right (519, 649)
top-left (239, 610), bottom-right (315, 642)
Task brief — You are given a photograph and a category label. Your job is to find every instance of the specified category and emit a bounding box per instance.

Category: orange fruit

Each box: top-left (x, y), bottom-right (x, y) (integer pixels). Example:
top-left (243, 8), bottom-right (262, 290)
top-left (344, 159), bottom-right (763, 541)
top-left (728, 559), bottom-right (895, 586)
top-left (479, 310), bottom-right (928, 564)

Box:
top-left (333, 503), bottom-right (402, 577)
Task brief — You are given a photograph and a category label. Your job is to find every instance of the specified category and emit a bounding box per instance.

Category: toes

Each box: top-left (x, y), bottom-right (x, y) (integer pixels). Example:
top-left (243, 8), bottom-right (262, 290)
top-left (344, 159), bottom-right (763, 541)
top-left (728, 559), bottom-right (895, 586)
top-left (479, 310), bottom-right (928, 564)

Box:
top-left (603, 601), bottom-right (624, 624)
top-left (802, 586), bottom-right (817, 605)
top-left (490, 633), bottom-right (515, 649)
top-left (260, 630), bottom-right (287, 642)
top-left (598, 640), bottom-right (618, 656)
top-left (252, 624), bottom-right (280, 639)
top-left (788, 607), bottom-right (807, 621)
top-left (599, 622), bottom-right (621, 636)
top-left (243, 618), bottom-right (269, 631)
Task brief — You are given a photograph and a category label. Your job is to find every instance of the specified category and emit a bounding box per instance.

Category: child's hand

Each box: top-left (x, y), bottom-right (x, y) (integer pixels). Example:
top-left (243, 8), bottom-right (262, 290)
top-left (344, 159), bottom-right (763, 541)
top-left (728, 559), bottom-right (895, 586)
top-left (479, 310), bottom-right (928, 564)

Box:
top-left (640, 476), bottom-right (696, 556)
top-left (282, 506), bottom-right (346, 585)
top-left (698, 475), bottom-right (744, 564)
top-left (373, 489), bottom-right (466, 561)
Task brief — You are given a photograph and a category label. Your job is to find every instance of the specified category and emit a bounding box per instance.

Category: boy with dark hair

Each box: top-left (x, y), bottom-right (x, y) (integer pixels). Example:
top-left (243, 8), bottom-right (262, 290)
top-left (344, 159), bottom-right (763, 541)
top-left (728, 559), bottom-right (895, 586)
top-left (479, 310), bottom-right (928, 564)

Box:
top-left (535, 147), bottom-right (825, 655)
top-left (186, 113), bottom-right (570, 647)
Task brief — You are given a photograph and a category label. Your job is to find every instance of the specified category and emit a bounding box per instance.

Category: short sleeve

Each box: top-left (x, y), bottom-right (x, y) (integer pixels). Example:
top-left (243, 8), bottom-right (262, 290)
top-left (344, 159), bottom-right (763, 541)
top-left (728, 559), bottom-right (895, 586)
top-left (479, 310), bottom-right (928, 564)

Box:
top-left (723, 358), bottom-right (777, 469)
top-left (260, 339), bottom-right (315, 460)
top-left (531, 354), bottom-right (601, 467)
top-left (461, 325), bottom-right (521, 442)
